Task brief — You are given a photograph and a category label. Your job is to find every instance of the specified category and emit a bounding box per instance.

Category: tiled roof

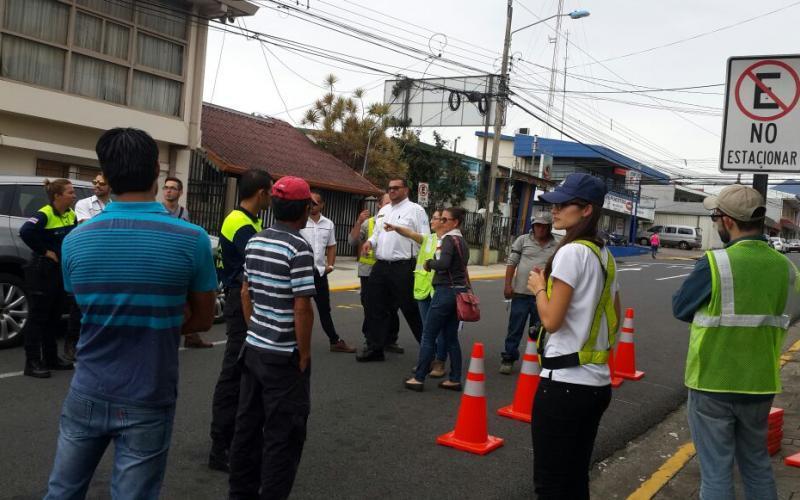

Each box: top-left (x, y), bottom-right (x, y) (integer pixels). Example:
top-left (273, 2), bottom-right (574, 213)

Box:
top-left (201, 103), bottom-right (382, 196)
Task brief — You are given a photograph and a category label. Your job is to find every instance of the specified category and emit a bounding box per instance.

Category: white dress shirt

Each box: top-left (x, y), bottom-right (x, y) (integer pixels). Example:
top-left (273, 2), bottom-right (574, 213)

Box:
top-left (300, 215), bottom-right (337, 275)
top-left (74, 195), bottom-right (109, 222)
top-left (369, 198), bottom-right (430, 261)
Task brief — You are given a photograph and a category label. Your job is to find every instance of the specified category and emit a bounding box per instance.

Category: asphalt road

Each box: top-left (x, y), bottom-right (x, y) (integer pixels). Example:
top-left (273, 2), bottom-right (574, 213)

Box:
top-left (1, 254), bottom-right (799, 499)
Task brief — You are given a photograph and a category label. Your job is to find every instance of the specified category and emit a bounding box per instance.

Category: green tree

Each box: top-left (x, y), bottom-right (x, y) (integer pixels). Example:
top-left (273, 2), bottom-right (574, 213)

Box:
top-left (398, 131), bottom-right (472, 209)
top-left (301, 74), bottom-right (406, 188)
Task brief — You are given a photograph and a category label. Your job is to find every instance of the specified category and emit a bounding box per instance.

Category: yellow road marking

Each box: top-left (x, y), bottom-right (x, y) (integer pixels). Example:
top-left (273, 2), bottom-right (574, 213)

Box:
top-left (627, 336), bottom-right (800, 499)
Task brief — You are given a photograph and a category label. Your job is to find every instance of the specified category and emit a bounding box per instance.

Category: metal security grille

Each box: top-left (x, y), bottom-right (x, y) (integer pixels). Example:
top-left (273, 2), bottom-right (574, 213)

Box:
top-left (187, 150), bottom-right (227, 237)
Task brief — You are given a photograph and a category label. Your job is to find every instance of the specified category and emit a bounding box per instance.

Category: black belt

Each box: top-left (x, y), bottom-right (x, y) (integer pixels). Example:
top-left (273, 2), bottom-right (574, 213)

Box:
top-left (535, 325), bottom-right (581, 370)
top-left (377, 259), bottom-right (415, 265)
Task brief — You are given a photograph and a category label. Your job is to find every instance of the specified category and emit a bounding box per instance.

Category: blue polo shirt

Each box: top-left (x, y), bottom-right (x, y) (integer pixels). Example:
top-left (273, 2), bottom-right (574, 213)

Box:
top-left (62, 202), bottom-right (217, 407)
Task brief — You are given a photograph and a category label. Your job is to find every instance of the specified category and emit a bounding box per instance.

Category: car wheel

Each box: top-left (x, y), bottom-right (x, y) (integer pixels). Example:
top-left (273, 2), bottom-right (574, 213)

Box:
top-left (639, 238), bottom-right (649, 246)
top-left (679, 241), bottom-right (690, 250)
top-left (0, 273), bottom-right (28, 349)
top-left (214, 282), bottom-right (225, 324)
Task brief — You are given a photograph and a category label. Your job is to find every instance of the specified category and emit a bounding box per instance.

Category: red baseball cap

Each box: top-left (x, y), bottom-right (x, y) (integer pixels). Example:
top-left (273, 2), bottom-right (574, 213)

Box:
top-left (271, 176), bottom-right (311, 200)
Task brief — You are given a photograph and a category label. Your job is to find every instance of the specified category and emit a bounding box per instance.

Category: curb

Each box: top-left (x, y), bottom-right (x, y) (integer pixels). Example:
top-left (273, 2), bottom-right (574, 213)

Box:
top-left (329, 272), bottom-right (506, 293)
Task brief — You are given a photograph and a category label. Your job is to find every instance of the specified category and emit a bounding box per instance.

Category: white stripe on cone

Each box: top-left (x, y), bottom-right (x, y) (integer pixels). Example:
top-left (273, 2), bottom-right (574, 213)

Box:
top-left (619, 332), bottom-right (634, 343)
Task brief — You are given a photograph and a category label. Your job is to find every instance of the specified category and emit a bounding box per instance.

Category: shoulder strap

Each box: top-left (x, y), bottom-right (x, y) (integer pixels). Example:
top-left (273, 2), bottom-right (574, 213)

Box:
top-left (452, 236), bottom-right (472, 289)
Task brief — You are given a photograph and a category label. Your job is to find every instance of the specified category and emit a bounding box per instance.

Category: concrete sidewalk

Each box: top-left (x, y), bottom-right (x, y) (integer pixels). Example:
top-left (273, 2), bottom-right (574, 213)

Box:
top-left (327, 256), bottom-right (507, 291)
top-left (590, 328), bottom-right (800, 499)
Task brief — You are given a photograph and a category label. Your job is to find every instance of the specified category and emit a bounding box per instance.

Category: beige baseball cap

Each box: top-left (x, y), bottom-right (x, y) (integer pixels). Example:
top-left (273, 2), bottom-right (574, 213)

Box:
top-left (702, 184), bottom-right (765, 222)
top-left (532, 211), bottom-right (553, 225)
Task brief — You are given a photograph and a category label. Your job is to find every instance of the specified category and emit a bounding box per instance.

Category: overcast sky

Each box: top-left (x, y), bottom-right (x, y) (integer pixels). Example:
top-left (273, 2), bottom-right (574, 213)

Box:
top-left (201, 0), bottom-right (800, 183)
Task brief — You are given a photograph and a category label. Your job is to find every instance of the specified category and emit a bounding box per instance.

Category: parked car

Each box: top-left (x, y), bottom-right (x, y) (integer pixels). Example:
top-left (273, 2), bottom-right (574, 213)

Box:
top-left (785, 239), bottom-right (800, 253)
top-left (0, 176), bottom-right (94, 349)
top-left (769, 237), bottom-right (787, 253)
top-left (637, 224), bottom-right (702, 250)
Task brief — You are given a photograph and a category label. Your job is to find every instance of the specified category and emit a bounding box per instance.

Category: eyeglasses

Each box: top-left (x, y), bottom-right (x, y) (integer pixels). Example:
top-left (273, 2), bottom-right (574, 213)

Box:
top-left (552, 201), bottom-right (587, 211)
top-left (387, 186), bottom-right (404, 191)
top-left (430, 216), bottom-right (441, 221)
top-left (92, 180), bottom-right (107, 186)
top-left (439, 217), bottom-right (456, 223)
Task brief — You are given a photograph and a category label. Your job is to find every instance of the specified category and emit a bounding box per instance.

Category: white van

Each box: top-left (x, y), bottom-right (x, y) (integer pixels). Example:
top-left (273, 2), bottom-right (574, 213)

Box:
top-left (638, 225), bottom-right (702, 250)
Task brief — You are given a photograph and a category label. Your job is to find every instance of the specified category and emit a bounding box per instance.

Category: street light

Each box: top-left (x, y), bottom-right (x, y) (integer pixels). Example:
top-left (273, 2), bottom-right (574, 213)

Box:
top-left (511, 10), bottom-right (590, 35)
top-left (479, 3), bottom-right (590, 265)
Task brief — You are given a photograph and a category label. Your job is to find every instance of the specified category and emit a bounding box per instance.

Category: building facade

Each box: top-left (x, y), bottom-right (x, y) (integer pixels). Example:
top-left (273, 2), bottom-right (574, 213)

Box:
top-left (0, 0), bottom-right (256, 187)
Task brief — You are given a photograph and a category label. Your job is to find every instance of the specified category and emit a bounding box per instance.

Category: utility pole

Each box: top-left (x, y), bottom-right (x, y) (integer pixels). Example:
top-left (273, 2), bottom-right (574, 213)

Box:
top-left (543, 0), bottom-right (565, 137)
top-left (560, 30), bottom-right (569, 139)
top-left (480, 0), bottom-right (513, 265)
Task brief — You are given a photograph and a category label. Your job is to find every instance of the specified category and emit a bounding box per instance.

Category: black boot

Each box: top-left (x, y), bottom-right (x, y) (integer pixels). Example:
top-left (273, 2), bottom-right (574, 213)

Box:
top-left (46, 356), bottom-right (74, 371)
top-left (24, 359), bottom-right (51, 378)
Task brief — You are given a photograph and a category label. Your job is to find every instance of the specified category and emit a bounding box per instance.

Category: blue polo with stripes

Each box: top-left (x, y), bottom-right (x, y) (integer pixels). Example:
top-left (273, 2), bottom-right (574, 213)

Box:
top-left (244, 222), bottom-right (316, 355)
top-left (62, 202), bottom-right (217, 407)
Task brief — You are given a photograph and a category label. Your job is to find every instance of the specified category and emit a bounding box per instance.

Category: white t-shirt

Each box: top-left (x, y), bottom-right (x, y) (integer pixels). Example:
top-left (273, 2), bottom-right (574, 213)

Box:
top-left (539, 243), bottom-right (619, 387)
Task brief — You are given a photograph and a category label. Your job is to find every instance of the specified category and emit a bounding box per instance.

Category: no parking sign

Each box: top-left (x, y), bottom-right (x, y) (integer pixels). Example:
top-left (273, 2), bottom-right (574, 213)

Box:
top-left (720, 55), bottom-right (800, 173)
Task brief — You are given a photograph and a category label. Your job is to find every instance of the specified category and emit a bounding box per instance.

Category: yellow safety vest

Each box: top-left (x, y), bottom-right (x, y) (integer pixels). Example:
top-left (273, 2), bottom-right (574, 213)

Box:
top-left (39, 204), bottom-right (76, 229)
top-left (537, 239), bottom-right (617, 367)
top-left (413, 233), bottom-right (438, 300)
top-left (358, 217), bottom-right (377, 266)
top-left (218, 209), bottom-right (262, 270)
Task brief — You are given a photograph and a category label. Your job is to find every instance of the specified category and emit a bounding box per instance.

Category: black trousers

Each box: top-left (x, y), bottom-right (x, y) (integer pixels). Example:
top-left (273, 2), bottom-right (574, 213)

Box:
top-left (229, 347), bottom-right (310, 500)
top-left (22, 256), bottom-right (65, 363)
top-left (312, 270), bottom-right (340, 344)
top-left (364, 259), bottom-right (421, 352)
top-left (359, 276), bottom-right (399, 344)
top-left (210, 285), bottom-right (248, 453)
top-left (531, 378), bottom-right (612, 500)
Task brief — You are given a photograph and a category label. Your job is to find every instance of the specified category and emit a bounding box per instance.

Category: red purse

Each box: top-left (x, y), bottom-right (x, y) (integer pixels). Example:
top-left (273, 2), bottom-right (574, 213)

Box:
top-left (450, 238), bottom-right (480, 322)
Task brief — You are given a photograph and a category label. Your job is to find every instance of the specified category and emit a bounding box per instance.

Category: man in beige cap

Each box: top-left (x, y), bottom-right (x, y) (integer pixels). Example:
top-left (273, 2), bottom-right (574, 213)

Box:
top-left (672, 184), bottom-right (798, 500)
top-left (500, 210), bottom-right (558, 374)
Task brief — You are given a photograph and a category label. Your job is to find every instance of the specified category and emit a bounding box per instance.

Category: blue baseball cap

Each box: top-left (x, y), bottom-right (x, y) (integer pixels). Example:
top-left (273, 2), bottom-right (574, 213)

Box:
top-left (539, 173), bottom-right (607, 205)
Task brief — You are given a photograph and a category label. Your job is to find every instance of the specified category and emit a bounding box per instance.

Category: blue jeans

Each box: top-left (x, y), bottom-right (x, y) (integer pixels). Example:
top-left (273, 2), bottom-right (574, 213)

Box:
top-left (687, 389), bottom-right (777, 500)
top-left (46, 389), bottom-right (176, 500)
top-left (501, 295), bottom-right (539, 362)
top-left (415, 286), bottom-right (463, 383)
top-left (418, 297), bottom-right (447, 362)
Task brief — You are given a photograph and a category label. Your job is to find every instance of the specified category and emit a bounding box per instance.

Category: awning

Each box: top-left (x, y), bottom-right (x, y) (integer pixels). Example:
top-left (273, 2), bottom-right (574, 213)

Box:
top-left (765, 216), bottom-right (781, 230)
top-left (780, 218), bottom-right (800, 231)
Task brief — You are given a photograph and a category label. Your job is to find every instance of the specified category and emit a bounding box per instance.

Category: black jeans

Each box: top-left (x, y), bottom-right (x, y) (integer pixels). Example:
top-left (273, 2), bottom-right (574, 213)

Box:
top-left (210, 285), bottom-right (248, 454)
top-left (531, 378), bottom-right (612, 500)
top-left (364, 259), bottom-right (422, 352)
top-left (229, 347), bottom-right (310, 500)
top-left (22, 255), bottom-right (66, 363)
top-left (313, 270), bottom-right (340, 344)
top-left (359, 276), bottom-right (399, 344)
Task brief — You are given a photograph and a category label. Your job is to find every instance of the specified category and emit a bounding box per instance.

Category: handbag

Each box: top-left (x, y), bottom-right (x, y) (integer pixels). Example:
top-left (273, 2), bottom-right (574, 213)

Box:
top-left (448, 237), bottom-right (480, 322)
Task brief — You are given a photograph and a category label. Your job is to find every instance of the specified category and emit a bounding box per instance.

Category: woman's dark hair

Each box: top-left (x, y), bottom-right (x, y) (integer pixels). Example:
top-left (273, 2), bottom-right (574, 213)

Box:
top-left (544, 199), bottom-right (604, 279)
top-left (95, 128), bottom-right (159, 195)
top-left (239, 169), bottom-right (273, 199)
top-left (44, 179), bottom-right (72, 204)
top-left (272, 197), bottom-right (309, 222)
top-left (444, 206), bottom-right (466, 227)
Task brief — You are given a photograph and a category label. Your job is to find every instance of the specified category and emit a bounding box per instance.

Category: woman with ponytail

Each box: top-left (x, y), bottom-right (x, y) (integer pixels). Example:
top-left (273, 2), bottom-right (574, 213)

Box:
top-left (526, 173), bottom-right (622, 499)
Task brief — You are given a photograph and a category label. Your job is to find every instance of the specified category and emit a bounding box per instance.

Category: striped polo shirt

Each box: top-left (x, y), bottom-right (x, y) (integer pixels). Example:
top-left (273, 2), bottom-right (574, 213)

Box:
top-left (244, 222), bottom-right (316, 355)
top-left (62, 202), bottom-right (217, 407)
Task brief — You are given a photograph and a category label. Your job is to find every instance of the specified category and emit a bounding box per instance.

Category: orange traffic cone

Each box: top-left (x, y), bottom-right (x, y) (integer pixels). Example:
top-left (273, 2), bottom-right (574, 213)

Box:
top-left (437, 342), bottom-right (504, 455)
top-left (498, 338), bottom-right (540, 423)
top-left (607, 347), bottom-right (625, 388)
top-left (786, 452), bottom-right (800, 468)
top-left (615, 308), bottom-right (645, 381)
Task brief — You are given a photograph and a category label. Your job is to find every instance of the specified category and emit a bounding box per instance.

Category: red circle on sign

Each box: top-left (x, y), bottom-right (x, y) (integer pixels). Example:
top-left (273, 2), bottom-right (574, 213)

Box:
top-left (734, 59), bottom-right (800, 122)
top-left (625, 201), bottom-right (633, 211)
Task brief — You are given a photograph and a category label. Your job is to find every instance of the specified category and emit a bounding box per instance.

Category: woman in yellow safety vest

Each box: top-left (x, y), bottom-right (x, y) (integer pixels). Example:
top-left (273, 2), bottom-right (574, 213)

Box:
top-left (18, 179), bottom-right (78, 378)
top-left (526, 173), bottom-right (622, 499)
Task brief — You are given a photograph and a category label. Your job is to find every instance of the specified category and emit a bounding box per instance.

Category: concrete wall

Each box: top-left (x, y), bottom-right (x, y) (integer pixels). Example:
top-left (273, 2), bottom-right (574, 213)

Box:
top-left (475, 137), bottom-right (515, 169)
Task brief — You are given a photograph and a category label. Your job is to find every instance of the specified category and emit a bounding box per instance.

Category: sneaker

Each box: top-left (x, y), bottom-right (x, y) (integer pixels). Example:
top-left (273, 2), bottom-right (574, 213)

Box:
top-left (499, 361), bottom-right (514, 375)
top-left (429, 360), bottom-right (446, 378)
top-left (385, 343), bottom-right (405, 354)
top-left (330, 339), bottom-right (356, 353)
top-left (356, 349), bottom-right (385, 362)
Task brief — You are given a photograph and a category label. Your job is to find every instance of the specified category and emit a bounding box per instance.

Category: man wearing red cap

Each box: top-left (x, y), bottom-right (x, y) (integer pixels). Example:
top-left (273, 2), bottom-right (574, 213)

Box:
top-left (228, 176), bottom-right (315, 500)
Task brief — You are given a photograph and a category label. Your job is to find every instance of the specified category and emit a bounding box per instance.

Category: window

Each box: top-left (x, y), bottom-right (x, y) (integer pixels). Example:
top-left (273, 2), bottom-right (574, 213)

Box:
top-left (664, 226), bottom-right (677, 234)
top-left (0, 185), bottom-right (15, 216)
top-left (0, 0), bottom-right (188, 116)
top-left (678, 228), bottom-right (693, 235)
top-left (36, 159), bottom-right (100, 182)
top-left (13, 185), bottom-right (49, 218)
top-left (648, 225), bottom-right (662, 233)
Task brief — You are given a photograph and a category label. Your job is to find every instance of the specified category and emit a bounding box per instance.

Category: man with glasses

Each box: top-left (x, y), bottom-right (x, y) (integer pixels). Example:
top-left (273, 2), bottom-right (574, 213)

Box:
top-left (358, 179), bottom-right (430, 362)
top-left (162, 177), bottom-right (190, 221)
top-left (300, 191), bottom-right (356, 353)
top-left (672, 184), bottom-right (797, 500)
top-left (75, 174), bottom-right (111, 223)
